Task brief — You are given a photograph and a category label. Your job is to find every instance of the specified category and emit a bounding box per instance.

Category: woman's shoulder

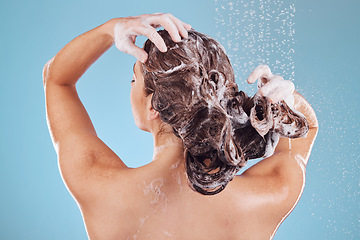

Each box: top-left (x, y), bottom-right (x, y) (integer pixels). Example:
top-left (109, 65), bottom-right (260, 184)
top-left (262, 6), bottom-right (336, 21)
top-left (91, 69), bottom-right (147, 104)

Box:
top-left (60, 146), bottom-right (145, 206)
top-left (230, 158), bottom-right (305, 219)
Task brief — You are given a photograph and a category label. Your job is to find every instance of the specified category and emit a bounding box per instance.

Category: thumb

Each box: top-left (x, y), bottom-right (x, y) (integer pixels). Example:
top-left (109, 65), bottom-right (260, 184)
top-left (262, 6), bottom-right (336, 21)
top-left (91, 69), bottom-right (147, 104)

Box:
top-left (114, 32), bottom-right (148, 63)
top-left (124, 44), bottom-right (148, 63)
top-left (133, 47), bottom-right (148, 63)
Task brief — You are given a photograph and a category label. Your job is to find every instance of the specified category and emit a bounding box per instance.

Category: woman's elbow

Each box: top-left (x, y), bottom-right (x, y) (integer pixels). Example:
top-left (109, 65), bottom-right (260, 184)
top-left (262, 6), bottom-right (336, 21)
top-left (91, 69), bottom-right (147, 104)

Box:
top-left (42, 57), bottom-right (54, 86)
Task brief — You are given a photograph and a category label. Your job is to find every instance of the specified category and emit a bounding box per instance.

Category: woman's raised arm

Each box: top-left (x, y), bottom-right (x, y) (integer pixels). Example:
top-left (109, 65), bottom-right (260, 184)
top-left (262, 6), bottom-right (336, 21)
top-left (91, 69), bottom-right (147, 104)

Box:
top-left (43, 14), bottom-right (191, 198)
top-left (43, 19), bottom-right (117, 158)
top-left (239, 65), bottom-right (318, 220)
top-left (243, 65), bottom-right (318, 177)
top-left (43, 14), bottom-right (191, 150)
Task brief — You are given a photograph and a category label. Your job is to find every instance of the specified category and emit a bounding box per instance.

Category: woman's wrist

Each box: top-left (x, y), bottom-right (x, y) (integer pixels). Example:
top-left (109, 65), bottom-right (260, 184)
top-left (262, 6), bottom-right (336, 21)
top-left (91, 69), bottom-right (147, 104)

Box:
top-left (293, 91), bottom-right (318, 128)
top-left (102, 18), bottom-right (122, 42)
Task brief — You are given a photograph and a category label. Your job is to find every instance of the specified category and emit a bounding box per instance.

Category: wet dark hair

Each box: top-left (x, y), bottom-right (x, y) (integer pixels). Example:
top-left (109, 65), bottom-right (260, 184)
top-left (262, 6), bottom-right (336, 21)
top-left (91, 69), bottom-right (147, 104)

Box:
top-left (141, 30), bottom-right (308, 195)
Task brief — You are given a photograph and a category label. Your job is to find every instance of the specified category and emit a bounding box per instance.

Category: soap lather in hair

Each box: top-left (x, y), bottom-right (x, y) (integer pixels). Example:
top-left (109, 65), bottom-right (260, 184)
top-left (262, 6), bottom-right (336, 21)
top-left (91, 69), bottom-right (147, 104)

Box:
top-left (44, 13), bottom-right (318, 239)
top-left (141, 30), bottom-right (309, 195)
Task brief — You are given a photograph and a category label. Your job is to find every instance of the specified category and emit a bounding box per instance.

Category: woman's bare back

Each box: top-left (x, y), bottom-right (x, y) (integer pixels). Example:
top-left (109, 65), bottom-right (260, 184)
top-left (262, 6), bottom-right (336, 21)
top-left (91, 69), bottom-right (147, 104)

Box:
top-left (79, 152), bottom-right (305, 240)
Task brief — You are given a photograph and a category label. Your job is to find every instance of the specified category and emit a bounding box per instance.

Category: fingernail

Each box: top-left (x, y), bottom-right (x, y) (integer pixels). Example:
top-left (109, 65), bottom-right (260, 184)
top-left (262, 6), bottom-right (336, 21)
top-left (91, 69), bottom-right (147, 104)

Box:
top-left (184, 23), bottom-right (191, 30)
top-left (140, 56), bottom-right (147, 63)
top-left (174, 34), bottom-right (182, 42)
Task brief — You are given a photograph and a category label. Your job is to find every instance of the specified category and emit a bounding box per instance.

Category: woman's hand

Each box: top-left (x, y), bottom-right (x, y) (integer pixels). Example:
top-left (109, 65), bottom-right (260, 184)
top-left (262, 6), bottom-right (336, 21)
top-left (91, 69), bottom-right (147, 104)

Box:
top-left (112, 13), bottom-right (192, 63)
top-left (247, 64), bottom-right (318, 129)
top-left (247, 65), bottom-right (295, 107)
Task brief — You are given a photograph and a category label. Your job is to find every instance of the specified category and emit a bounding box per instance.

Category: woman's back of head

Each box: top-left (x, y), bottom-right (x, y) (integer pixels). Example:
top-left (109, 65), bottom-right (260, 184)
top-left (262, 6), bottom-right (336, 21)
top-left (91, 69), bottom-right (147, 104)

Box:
top-left (141, 30), bottom-right (308, 195)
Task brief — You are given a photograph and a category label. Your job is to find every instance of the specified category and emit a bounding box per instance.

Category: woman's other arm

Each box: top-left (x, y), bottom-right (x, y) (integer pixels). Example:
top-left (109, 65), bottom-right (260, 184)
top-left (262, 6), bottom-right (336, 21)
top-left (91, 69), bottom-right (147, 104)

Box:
top-left (240, 66), bottom-right (318, 220)
top-left (241, 65), bottom-right (318, 191)
top-left (273, 91), bottom-right (318, 167)
top-left (244, 65), bottom-right (318, 172)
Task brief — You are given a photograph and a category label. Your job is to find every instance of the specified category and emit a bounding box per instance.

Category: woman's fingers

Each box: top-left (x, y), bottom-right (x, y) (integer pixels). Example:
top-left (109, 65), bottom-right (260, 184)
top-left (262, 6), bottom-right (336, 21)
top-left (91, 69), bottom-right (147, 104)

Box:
top-left (138, 26), bottom-right (168, 52)
top-left (125, 44), bottom-right (148, 63)
top-left (152, 14), bottom-right (182, 42)
top-left (113, 25), bottom-right (148, 63)
top-left (113, 13), bottom-right (191, 62)
top-left (167, 14), bottom-right (191, 38)
top-left (247, 65), bottom-right (273, 84)
top-left (247, 65), bottom-right (295, 104)
top-left (146, 13), bottom-right (191, 43)
top-left (284, 94), bottom-right (295, 108)
top-left (259, 77), bottom-right (295, 103)
top-left (260, 77), bottom-right (295, 107)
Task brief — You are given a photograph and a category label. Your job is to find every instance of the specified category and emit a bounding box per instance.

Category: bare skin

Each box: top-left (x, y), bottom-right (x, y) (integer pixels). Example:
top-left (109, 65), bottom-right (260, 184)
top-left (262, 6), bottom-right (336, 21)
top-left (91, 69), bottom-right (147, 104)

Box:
top-left (43, 13), bottom-right (318, 240)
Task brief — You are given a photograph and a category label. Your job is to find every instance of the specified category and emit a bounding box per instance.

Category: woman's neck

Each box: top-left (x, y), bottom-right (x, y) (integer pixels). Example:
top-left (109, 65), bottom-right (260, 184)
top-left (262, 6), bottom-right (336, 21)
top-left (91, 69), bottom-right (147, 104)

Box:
top-left (152, 130), bottom-right (185, 166)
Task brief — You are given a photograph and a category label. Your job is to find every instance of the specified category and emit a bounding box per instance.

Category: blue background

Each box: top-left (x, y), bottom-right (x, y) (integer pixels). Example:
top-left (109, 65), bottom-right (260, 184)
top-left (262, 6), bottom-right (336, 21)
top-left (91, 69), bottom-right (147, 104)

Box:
top-left (0, 0), bottom-right (359, 239)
